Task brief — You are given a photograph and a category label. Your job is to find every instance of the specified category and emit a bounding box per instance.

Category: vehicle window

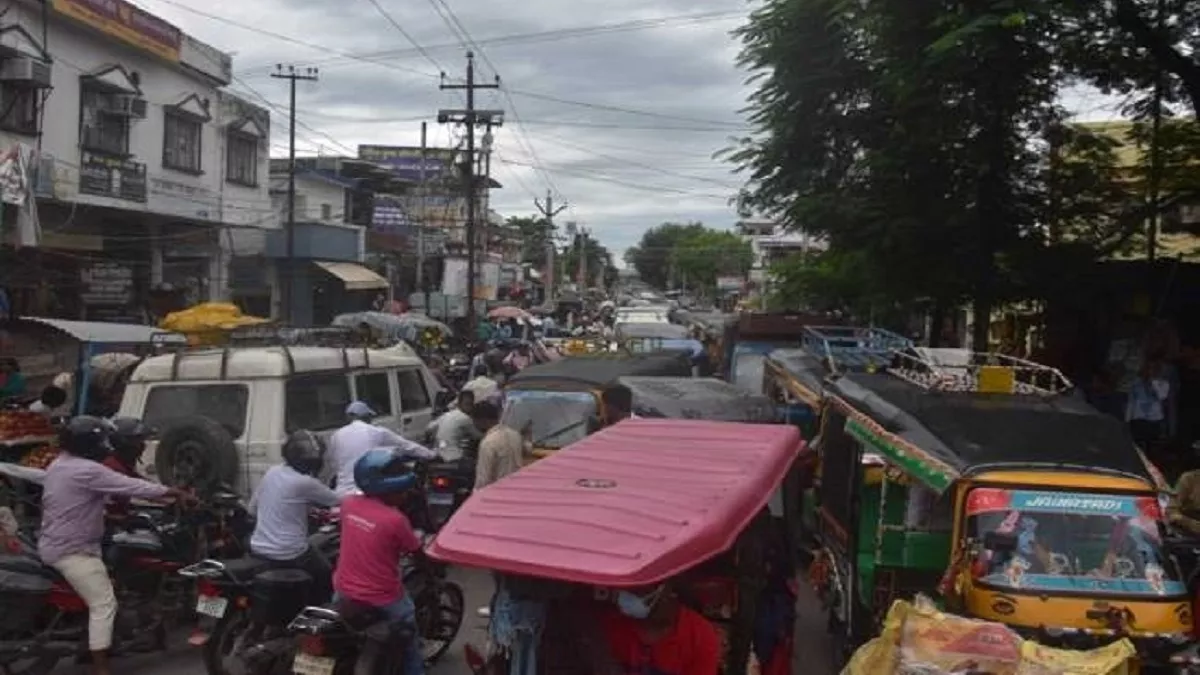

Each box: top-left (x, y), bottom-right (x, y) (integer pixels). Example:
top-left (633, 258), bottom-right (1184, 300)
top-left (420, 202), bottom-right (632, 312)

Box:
top-left (968, 488), bottom-right (1182, 596)
top-left (733, 353), bottom-right (766, 394)
top-left (286, 373), bottom-right (351, 432)
top-left (355, 372), bottom-right (393, 417)
top-left (502, 390), bottom-right (598, 449)
top-left (143, 384), bottom-right (249, 438)
top-left (396, 369), bottom-right (430, 410)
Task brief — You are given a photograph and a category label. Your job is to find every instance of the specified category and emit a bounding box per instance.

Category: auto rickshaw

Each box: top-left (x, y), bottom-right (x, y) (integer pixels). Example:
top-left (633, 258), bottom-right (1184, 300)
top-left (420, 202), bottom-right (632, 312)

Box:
top-left (428, 418), bottom-right (807, 675)
top-left (723, 312), bottom-right (841, 392)
top-left (762, 325), bottom-right (911, 438)
top-left (501, 352), bottom-right (692, 459)
top-left (806, 347), bottom-right (1189, 670)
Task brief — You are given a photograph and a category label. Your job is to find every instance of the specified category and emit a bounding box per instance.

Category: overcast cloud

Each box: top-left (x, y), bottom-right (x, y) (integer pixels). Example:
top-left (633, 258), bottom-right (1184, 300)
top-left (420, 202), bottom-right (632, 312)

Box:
top-left (135, 0), bottom-right (1129, 265)
top-left (135, 0), bottom-right (754, 262)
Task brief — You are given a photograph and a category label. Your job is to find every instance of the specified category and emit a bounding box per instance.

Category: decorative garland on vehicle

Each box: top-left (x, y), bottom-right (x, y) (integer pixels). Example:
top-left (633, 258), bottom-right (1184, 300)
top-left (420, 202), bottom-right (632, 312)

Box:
top-left (828, 395), bottom-right (958, 493)
top-left (764, 359), bottom-right (822, 408)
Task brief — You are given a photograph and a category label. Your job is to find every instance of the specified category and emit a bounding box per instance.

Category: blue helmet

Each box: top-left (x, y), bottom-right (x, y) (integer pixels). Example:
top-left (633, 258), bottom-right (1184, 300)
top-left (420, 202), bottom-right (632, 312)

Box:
top-left (353, 449), bottom-right (418, 496)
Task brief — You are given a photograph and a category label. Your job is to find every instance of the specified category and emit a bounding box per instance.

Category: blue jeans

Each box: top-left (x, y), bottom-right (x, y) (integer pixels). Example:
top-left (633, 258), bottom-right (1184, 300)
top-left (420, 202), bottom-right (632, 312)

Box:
top-left (335, 593), bottom-right (424, 675)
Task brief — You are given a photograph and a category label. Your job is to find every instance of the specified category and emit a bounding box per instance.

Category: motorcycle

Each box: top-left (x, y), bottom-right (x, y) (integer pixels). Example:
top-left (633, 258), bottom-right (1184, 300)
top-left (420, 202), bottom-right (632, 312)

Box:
top-left (289, 547), bottom-right (464, 675)
top-left (179, 510), bottom-right (342, 675)
top-left (287, 463), bottom-right (465, 675)
top-left (0, 492), bottom-right (249, 675)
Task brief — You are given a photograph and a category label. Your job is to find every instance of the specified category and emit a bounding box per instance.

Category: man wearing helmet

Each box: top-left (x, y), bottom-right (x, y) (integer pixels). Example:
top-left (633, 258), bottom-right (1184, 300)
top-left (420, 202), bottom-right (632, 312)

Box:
top-left (328, 401), bottom-right (437, 497)
top-left (102, 418), bottom-right (154, 522)
top-left (334, 449), bottom-right (426, 675)
top-left (248, 430), bottom-right (340, 602)
top-left (40, 416), bottom-right (193, 675)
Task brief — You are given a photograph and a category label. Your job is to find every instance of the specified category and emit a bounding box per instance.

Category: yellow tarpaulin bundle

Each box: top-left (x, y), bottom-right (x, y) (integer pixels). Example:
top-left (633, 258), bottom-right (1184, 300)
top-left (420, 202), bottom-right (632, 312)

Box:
top-left (159, 303), bottom-right (271, 346)
top-left (842, 597), bottom-right (1136, 675)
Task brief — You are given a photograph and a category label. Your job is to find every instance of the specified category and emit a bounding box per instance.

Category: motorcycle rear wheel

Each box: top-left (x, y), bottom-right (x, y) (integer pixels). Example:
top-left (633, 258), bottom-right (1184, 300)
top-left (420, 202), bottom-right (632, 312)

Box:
top-left (202, 609), bottom-right (252, 675)
top-left (418, 581), bottom-right (464, 664)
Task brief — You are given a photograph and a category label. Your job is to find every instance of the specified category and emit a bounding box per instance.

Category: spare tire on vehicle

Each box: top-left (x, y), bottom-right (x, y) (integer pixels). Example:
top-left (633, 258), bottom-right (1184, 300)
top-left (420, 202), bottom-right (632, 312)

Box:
top-left (154, 416), bottom-right (238, 492)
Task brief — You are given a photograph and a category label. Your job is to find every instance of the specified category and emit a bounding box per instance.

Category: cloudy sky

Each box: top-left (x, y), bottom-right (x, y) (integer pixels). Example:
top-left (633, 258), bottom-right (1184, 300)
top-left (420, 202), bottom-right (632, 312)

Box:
top-left (135, 0), bottom-right (753, 263)
top-left (134, 0), bottom-right (1128, 266)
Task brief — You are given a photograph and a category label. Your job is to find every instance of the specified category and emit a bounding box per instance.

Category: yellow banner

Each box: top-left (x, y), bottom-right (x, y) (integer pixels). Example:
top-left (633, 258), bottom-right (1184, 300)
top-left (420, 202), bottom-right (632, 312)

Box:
top-left (51, 0), bottom-right (181, 62)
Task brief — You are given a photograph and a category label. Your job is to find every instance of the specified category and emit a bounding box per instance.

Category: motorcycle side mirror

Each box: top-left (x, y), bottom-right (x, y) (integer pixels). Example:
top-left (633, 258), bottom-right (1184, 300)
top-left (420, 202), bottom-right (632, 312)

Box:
top-left (983, 531), bottom-right (1018, 553)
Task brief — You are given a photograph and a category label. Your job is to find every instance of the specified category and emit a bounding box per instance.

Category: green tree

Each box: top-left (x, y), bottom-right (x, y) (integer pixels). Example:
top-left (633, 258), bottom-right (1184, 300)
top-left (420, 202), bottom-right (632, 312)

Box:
top-left (730, 0), bottom-right (1142, 345)
top-left (506, 215), bottom-right (553, 271)
top-left (624, 222), bottom-right (707, 289)
top-left (670, 229), bottom-right (754, 294)
top-left (560, 233), bottom-right (616, 290)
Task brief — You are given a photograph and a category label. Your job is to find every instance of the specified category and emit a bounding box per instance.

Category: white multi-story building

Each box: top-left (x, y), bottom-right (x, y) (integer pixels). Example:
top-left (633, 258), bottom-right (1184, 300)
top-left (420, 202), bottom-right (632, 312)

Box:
top-left (0, 0), bottom-right (274, 322)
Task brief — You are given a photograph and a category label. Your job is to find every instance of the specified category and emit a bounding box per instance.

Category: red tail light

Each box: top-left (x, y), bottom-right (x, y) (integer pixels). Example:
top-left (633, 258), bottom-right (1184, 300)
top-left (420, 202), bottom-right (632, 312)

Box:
top-left (432, 476), bottom-right (451, 489)
top-left (299, 634), bottom-right (326, 656)
top-left (196, 579), bottom-right (220, 597)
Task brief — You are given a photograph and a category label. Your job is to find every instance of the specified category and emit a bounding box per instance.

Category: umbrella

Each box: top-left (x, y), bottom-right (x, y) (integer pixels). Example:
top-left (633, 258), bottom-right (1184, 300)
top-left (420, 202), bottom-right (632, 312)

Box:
top-left (488, 306), bottom-right (531, 321)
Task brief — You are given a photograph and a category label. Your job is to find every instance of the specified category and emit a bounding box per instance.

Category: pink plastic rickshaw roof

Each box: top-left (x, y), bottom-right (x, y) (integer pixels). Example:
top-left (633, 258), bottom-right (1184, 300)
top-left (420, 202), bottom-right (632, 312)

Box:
top-left (426, 418), bottom-right (805, 587)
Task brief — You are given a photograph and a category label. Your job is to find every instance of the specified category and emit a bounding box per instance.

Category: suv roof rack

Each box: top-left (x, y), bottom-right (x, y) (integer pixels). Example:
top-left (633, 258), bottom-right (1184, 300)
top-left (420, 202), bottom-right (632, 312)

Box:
top-left (887, 348), bottom-right (1072, 395)
top-left (801, 325), bottom-right (912, 374)
top-left (167, 325), bottom-right (379, 380)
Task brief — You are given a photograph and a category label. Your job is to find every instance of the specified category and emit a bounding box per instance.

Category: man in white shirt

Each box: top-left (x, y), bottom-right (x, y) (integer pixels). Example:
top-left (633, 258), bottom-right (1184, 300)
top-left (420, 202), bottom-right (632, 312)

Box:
top-left (328, 401), bottom-right (437, 497)
top-left (249, 430), bottom-right (341, 602)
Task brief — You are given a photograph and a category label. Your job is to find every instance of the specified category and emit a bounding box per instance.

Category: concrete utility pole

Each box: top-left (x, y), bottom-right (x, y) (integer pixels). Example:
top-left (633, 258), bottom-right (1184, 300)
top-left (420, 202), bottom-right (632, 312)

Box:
top-left (534, 189), bottom-right (566, 303)
top-left (271, 64), bottom-right (318, 323)
top-left (438, 52), bottom-right (502, 335)
top-left (417, 121), bottom-right (432, 313)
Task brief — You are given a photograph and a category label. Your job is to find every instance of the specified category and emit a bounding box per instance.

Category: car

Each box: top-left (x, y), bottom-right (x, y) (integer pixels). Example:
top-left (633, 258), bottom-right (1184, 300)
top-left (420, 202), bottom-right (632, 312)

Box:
top-left (117, 342), bottom-right (442, 498)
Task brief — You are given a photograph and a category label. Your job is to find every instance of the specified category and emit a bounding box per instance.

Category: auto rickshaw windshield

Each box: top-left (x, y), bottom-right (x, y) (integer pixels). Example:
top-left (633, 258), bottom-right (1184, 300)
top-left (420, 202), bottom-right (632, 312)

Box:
top-left (967, 487), bottom-right (1184, 597)
top-left (502, 390), bottom-right (597, 448)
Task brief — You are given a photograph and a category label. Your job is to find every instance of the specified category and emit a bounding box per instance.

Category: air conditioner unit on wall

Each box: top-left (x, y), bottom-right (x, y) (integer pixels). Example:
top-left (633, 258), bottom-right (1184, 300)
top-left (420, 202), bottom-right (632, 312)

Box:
top-left (107, 94), bottom-right (147, 119)
top-left (0, 58), bottom-right (51, 88)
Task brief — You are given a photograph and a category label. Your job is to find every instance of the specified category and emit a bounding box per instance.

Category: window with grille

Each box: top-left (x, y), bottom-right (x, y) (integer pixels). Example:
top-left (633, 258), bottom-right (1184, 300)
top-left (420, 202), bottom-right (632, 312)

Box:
top-left (163, 109), bottom-right (202, 173)
top-left (80, 86), bottom-right (129, 155)
top-left (0, 85), bottom-right (39, 135)
top-left (226, 131), bottom-right (258, 186)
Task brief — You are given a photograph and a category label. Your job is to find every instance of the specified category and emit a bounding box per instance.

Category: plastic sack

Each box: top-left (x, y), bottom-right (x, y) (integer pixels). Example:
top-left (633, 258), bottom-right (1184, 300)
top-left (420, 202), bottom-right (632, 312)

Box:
top-left (841, 596), bottom-right (1135, 675)
top-left (159, 303), bottom-right (270, 345)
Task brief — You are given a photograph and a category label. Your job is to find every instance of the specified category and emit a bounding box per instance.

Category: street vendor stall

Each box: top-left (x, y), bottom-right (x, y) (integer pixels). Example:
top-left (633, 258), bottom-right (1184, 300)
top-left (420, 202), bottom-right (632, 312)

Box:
top-left (4, 317), bottom-right (185, 417)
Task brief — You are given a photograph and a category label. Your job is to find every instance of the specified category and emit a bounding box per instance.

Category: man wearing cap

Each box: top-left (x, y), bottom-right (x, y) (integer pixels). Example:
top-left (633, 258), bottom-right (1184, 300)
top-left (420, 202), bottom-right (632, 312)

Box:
top-left (329, 401), bottom-right (438, 497)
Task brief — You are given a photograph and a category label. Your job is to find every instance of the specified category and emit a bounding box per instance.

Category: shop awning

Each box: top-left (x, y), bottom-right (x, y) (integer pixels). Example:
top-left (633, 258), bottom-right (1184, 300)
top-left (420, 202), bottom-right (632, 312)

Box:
top-left (314, 261), bottom-right (389, 291)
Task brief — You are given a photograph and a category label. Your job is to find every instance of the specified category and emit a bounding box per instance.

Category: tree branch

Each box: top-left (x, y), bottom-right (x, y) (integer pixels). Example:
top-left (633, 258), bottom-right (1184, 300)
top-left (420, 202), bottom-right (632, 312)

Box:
top-left (1112, 0), bottom-right (1200, 119)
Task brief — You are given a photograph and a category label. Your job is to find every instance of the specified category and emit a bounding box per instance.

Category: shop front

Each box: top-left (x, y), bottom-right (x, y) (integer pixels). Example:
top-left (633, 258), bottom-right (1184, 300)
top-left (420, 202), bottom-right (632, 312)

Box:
top-left (265, 221), bottom-right (387, 326)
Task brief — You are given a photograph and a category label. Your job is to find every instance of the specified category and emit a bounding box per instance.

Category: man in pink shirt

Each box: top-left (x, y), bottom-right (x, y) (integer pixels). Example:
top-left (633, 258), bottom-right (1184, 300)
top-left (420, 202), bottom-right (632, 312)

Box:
top-left (333, 449), bottom-right (425, 675)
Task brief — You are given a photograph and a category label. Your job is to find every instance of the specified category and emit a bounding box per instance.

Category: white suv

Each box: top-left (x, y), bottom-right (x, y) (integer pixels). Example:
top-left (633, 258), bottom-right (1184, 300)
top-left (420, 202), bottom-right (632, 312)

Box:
top-left (117, 343), bottom-right (442, 498)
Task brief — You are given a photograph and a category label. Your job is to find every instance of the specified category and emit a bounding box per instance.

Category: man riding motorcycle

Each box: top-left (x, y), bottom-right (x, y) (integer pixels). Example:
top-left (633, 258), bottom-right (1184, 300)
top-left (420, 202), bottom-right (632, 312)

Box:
top-left (333, 449), bottom-right (427, 675)
top-left (39, 416), bottom-right (193, 675)
top-left (103, 418), bottom-right (154, 522)
top-left (248, 429), bottom-right (341, 603)
top-left (329, 401), bottom-right (437, 497)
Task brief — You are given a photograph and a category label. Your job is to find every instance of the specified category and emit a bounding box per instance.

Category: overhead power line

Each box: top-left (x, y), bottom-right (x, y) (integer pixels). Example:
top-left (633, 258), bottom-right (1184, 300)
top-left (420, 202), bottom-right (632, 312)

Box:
top-left (506, 89), bottom-right (744, 128)
top-left (362, 0), bottom-right (445, 73)
top-left (236, 10), bottom-right (743, 74)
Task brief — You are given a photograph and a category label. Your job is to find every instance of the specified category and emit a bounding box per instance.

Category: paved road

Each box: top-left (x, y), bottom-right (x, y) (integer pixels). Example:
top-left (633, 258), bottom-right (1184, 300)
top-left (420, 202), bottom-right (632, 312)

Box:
top-left (48, 568), bottom-right (836, 675)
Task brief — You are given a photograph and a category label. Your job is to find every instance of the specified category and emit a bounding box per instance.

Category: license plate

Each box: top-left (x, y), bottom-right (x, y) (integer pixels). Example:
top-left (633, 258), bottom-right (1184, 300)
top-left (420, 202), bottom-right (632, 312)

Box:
top-left (195, 595), bottom-right (228, 618)
top-left (293, 652), bottom-right (336, 675)
top-left (428, 493), bottom-right (454, 505)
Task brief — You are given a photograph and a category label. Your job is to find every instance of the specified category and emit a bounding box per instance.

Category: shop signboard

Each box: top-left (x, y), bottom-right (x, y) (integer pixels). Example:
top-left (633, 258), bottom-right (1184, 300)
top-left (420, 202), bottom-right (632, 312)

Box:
top-left (717, 276), bottom-right (743, 292)
top-left (442, 258), bottom-right (499, 300)
top-left (78, 152), bottom-right (146, 202)
top-left (358, 146), bottom-right (456, 183)
top-left (51, 0), bottom-right (182, 62)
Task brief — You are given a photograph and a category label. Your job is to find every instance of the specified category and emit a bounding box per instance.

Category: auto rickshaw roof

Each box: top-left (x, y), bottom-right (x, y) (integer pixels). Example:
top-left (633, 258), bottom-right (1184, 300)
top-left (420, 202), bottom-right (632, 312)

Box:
top-left (426, 418), bottom-right (804, 586)
top-left (618, 376), bottom-right (778, 422)
top-left (505, 352), bottom-right (692, 389)
top-left (827, 371), bottom-right (1151, 488)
